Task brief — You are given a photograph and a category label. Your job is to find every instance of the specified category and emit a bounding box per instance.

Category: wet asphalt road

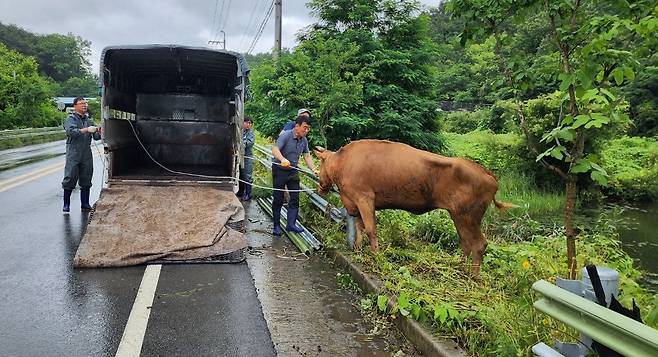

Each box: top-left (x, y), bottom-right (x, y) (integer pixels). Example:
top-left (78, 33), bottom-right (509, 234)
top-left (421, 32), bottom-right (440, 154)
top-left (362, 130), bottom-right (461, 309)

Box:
top-left (0, 149), bottom-right (275, 356)
top-left (0, 142), bottom-right (413, 356)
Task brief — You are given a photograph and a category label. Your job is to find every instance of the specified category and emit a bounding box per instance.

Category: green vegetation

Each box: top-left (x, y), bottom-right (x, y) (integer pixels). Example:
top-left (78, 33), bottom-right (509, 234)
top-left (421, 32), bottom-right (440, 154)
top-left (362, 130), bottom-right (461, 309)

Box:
top-left (301, 195), bottom-right (658, 356)
top-left (602, 136), bottom-right (658, 201)
top-left (0, 128), bottom-right (65, 150)
top-left (251, 128), bottom-right (657, 355)
top-left (246, 0), bottom-right (445, 152)
top-left (245, 2), bottom-right (657, 352)
top-left (448, 0), bottom-right (657, 277)
top-left (0, 22), bottom-right (97, 95)
top-left (0, 44), bottom-right (65, 130)
top-left (0, 23), bottom-right (97, 132)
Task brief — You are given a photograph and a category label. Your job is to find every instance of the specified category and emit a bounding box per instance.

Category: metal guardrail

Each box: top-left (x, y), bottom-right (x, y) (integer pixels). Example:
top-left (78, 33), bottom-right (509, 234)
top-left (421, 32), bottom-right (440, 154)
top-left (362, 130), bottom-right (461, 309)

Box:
top-left (251, 142), bottom-right (353, 252)
top-left (0, 126), bottom-right (62, 136)
top-left (253, 143), bottom-right (319, 185)
top-left (532, 280), bottom-right (658, 357)
top-left (252, 143), bottom-right (344, 223)
top-left (0, 130), bottom-right (65, 140)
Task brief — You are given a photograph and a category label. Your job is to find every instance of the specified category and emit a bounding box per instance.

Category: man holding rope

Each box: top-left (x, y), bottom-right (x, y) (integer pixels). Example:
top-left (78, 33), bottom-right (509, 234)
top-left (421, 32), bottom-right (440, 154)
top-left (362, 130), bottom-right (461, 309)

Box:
top-left (61, 97), bottom-right (102, 213)
top-left (271, 115), bottom-right (319, 235)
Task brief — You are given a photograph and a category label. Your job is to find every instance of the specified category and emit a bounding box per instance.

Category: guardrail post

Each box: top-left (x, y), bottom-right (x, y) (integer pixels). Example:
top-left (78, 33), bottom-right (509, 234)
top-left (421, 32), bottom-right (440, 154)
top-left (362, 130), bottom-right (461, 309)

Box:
top-left (550, 266), bottom-right (620, 356)
top-left (343, 209), bottom-right (355, 249)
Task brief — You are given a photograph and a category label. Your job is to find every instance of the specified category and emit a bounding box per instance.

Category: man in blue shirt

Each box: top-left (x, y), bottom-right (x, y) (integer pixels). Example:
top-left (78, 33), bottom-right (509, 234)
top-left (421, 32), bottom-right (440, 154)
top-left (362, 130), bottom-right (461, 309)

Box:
top-left (271, 115), bottom-right (319, 235)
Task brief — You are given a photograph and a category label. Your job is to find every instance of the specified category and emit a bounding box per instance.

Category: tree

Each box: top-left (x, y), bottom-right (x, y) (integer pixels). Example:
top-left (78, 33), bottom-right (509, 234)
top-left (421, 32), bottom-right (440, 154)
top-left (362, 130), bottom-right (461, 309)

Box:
top-left (0, 22), bottom-right (92, 82)
top-left (0, 43), bottom-right (61, 129)
top-left (55, 75), bottom-right (99, 97)
top-left (449, 0), bottom-right (657, 278)
top-left (248, 0), bottom-right (445, 152)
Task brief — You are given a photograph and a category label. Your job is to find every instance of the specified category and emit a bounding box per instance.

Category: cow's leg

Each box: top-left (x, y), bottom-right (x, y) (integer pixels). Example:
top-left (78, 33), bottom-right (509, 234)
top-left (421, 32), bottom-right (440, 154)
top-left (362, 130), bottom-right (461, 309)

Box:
top-left (354, 197), bottom-right (378, 252)
top-left (468, 204), bottom-right (488, 276)
top-left (450, 212), bottom-right (472, 261)
top-left (450, 205), bottom-right (487, 276)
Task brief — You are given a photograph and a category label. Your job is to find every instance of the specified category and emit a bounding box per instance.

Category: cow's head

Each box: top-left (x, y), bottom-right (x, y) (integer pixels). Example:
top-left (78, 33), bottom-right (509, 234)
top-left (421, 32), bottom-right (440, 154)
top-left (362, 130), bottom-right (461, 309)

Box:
top-left (313, 146), bottom-right (333, 195)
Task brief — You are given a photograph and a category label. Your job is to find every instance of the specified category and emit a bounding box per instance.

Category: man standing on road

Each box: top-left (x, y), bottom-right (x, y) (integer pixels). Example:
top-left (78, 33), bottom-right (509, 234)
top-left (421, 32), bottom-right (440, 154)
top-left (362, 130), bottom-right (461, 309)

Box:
top-left (61, 97), bottom-right (102, 213)
top-left (271, 115), bottom-right (319, 235)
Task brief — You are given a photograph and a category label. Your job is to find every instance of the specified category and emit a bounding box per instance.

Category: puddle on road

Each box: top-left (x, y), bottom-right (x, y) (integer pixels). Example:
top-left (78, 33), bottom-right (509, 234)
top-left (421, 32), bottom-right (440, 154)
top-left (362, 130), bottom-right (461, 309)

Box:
top-left (244, 202), bottom-right (418, 356)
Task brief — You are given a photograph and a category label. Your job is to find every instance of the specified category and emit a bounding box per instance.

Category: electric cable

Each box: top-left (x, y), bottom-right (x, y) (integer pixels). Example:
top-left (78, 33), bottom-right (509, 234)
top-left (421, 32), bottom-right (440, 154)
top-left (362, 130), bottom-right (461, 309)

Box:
top-left (247, 0), bottom-right (275, 54)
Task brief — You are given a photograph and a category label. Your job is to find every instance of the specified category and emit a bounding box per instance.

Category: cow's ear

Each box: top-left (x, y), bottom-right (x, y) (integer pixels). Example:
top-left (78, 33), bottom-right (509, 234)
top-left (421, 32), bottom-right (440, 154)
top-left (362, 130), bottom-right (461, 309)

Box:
top-left (313, 148), bottom-right (329, 161)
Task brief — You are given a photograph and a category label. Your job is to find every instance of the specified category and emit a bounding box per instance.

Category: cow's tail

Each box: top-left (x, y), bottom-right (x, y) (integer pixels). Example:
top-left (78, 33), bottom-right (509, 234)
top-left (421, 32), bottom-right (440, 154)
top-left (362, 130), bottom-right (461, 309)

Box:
top-left (483, 169), bottom-right (517, 210)
top-left (494, 199), bottom-right (517, 210)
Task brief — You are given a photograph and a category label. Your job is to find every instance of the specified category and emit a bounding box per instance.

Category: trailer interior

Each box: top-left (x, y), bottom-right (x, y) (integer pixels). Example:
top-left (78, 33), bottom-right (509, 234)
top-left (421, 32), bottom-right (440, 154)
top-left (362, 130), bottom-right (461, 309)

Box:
top-left (100, 46), bottom-right (248, 184)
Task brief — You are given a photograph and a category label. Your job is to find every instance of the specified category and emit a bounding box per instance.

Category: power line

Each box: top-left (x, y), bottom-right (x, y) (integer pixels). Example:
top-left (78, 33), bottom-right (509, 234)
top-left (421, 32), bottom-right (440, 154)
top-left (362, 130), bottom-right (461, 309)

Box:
top-left (213, 0), bottom-right (226, 43)
top-left (239, 0), bottom-right (265, 51)
top-left (209, 0), bottom-right (220, 43)
top-left (247, 0), bottom-right (275, 54)
top-left (219, 0), bottom-right (233, 33)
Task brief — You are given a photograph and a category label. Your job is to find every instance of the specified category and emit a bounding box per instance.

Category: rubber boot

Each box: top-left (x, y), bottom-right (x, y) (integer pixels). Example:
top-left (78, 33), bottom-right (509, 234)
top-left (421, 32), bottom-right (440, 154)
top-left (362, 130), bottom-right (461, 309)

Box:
top-left (285, 208), bottom-right (304, 233)
top-left (80, 188), bottom-right (92, 211)
top-left (242, 183), bottom-right (252, 201)
top-left (272, 208), bottom-right (282, 236)
top-left (63, 189), bottom-right (72, 213)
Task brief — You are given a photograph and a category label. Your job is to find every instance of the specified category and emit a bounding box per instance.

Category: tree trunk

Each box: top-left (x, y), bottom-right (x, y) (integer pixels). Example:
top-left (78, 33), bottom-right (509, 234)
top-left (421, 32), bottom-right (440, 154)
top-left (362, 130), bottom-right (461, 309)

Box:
top-left (565, 174), bottom-right (577, 279)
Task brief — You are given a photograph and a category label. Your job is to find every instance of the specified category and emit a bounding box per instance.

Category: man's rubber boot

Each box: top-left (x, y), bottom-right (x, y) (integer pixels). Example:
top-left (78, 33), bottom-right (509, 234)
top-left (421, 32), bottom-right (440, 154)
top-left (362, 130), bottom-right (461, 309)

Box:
top-left (63, 189), bottom-right (72, 213)
top-left (80, 188), bottom-right (92, 211)
top-left (272, 208), bottom-right (283, 236)
top-left (285, 208), bottom-right (304, 233)
top-left (242, 184), bottom-right (252, 201)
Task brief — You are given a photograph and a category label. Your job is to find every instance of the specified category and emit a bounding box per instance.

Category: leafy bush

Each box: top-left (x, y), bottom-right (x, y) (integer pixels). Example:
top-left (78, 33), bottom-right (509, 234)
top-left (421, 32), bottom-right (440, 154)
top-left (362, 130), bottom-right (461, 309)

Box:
top-left (483, 100), bottom-right (517, 133)
top-left (410, 210), bottom-right (459, 251)
top-left (601, 136), bottom-right (658, 201)
top-left (442, 109), bottom-right (490, 133)
top-left (444, 131), bottom-right (528, 172)
top-left (0, 43), bottom-right (62, 130)
top-left (624, 61), bottom-right (658, 137)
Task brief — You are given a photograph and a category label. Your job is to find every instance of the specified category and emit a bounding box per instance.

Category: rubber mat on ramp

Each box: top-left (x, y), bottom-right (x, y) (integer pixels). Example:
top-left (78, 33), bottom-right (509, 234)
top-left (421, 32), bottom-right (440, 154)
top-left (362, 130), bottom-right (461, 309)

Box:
top-left (73, 186), bottom-right (247, 267)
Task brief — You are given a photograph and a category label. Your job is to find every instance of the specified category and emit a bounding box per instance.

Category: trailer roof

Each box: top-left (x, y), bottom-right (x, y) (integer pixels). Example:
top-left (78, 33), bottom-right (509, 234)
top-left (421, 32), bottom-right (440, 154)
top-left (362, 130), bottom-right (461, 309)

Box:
top-left (99, 45), bottom-right (250, 83)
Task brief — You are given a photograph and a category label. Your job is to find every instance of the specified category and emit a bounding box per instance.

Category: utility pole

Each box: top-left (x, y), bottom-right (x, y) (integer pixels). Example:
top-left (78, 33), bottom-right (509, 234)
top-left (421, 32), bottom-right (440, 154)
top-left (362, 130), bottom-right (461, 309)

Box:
top-left (274, 0), bottom-right (282, 59)
top-left (208, 30), bottom-right (226, 50)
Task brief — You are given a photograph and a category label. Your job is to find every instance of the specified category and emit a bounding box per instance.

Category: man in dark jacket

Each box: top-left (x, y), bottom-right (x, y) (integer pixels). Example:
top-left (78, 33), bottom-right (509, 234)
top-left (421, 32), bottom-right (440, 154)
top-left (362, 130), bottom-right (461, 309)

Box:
top-left (61, 97), bottom-right (102, 213)
top-left (237, 116), bottom-right (255, 201)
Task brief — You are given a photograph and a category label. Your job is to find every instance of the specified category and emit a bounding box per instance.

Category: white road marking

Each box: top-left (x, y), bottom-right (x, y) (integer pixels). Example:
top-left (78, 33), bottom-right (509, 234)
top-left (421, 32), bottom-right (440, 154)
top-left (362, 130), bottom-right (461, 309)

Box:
top-left (0, 151), bottom-right (102, 193)
top-left (115, 264), bottom-right (162, 357)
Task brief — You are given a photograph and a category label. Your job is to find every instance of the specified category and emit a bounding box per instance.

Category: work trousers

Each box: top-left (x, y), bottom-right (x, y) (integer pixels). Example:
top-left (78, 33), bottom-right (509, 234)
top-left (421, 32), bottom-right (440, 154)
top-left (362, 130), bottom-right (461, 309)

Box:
top-left (272, 165), bottom-right (300, 215)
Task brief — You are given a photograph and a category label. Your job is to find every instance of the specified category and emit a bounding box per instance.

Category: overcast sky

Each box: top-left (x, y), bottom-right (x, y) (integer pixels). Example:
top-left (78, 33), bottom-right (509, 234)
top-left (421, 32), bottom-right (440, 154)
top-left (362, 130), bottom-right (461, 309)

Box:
top-left (0, 0), bottom-right (439, 74)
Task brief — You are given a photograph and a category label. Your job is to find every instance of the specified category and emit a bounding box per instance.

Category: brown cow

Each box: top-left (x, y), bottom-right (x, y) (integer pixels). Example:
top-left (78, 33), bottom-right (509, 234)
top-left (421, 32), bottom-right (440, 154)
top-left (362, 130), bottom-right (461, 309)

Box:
top-left (314, 139), bottom-right (514, 276)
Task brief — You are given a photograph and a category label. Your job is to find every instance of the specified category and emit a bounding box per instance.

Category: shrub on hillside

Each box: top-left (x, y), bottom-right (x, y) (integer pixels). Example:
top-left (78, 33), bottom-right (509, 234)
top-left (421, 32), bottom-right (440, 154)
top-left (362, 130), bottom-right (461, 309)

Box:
top-left (442, 109), bottom-right (490, 133)
top-left (483, 100), bottom-right (517, 133)
top-left (602, 136), bottom-right (658, 201)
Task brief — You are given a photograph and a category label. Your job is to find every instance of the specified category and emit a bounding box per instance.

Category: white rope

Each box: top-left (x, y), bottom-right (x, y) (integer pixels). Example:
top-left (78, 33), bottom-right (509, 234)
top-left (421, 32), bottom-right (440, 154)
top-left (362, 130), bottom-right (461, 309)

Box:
top-left (102, 118), bottom-right (316, 193)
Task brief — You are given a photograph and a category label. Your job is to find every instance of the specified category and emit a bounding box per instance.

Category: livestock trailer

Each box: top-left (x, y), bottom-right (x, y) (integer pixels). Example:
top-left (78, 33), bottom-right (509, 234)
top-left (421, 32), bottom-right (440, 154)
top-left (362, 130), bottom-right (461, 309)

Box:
top-left (99, 45), bottom-right (250, 188)
top-left (72, 45), bottom-right (251, 268)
